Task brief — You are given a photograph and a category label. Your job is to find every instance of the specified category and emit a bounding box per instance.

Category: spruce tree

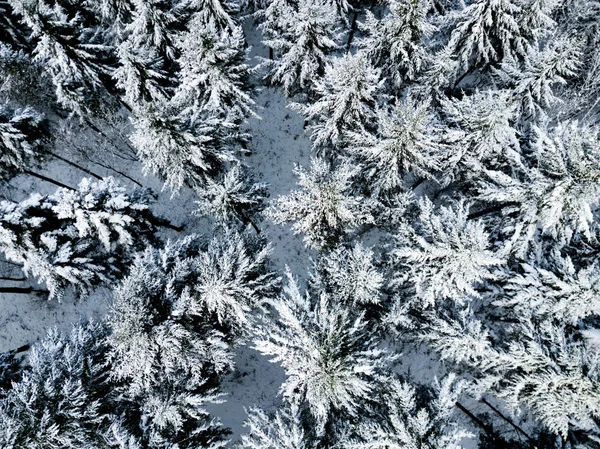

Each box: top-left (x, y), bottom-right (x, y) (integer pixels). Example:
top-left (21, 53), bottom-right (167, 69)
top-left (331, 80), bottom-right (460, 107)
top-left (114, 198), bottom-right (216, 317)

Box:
top-left (0, 102), bottom-right (46, 182)
top-left (347, 96), bottom-right (443, 193)
top-left (360, 0), bottom-right (434, 89)
top-left (259, 0), bottom-right (340, 97)
top-left (11, 0), bottom-right (118, 115)
top-left (266, 158), bottom-right (373, 249)
top-left (194, 164), bottom-right (268, 232)
top-left (392, 198), bottom-right (504, 308)
top-left (172, 22), bottom-right (255, 124)
top-left (295, 52), bottom-right (382, 155)
top-left (254, 269), bottom-right (391, 434)
top-left (0, 177), bottom-right (158, 299)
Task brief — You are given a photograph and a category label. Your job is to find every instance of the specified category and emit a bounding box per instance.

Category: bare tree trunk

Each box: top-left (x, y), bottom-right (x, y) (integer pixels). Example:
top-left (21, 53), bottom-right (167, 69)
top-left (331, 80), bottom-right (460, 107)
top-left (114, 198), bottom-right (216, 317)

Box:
top-left (237, 210), bottom-right (261, 234)
top-left (467, 202), bottom-right (519, 221)
top-left (455, 402), bottom-right (493, 436)
top-left (481, 398), bottom-right (536, 443)
top-left (149, 216), bottom-right (185, 232)
top-left (269, 47), bottom-right (274, 60)
top-left (0, 287), bottom-right (47, 295)
top-left (24, 169), bottom-right (74, 191)
top-left (83, 156), bottom-right (144, 187)
top-left (346, 10), bottom-right (359, 53)
top-left (44, 150), bottom-right (103, 180)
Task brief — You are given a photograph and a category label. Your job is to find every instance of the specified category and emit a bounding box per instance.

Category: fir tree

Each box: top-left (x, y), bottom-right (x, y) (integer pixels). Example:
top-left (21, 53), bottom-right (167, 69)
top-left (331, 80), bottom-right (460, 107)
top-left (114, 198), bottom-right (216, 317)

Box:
top-left (254, 269), bottom-right (391, 434)
top-left (114, 40), bottom-right (171, 106)
top-left (266, 158), bottom-right (373, 249)
top-left (130, 106), bottom-right (234, 193)
top-left (346, 96), bottom-right (443, 193)
top-left (108, 231), bottom-right (278, 395)
top-left (313, 242), bottom-right (384, 306)
top-left (496, 37), bottom-right (581, 122)
top-left (0, 322), bottom-right (113, 449)
top-left (181, 0), bottom-right (238, 33)
top-left (498, 256), bottom-right (600, 326)
top-left (11, 0), bottom-right (118, 115)
top-left (440, 89), bottom-right (521, 179)
top-left (295, 52), bottom-right (382, 155)
top-left (393, 198), bottom-right (504, 308)
top-left (240, 403), bottom-right (307, 449)
top-left (447, 0), bottom-right (526, 74)
top-left (260, 0), bottom-right (340, 97)
top-left (0, 102), bottom-right (46, 182)
top-left (359, 0), bottom-right (434, 89)
top-left (172, 22), bottom-right (255, 124)
top-left (194, 164), bottom-right (268, 232)
top-left (0, 177), bottom-right (158, 299)
top-left (345, 376), bottom-right (471, 449)
top-left (479, 122), bottom-right (600, 253)
top-left (0, 0), bottom-right (30, 51)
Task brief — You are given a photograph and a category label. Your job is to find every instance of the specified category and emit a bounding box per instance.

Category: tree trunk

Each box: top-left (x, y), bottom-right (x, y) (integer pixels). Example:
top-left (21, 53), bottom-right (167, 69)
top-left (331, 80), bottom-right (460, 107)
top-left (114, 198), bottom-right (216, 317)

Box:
top-left (44, 150), bottom-right (103, 180)
top-left (239, 210), bottom-right (261, 234)
top-left (85, 156), bottom-right (144, 187)
top-left (346, 10), bottom-right (359, 53)
top-left (455, 402), bottom-right (493, 436)
top-left (8, 344), bottom-right (30, 354)
top-left (0, 276), bottom-right (26, 281)
top-left (481, 398), bottom-right (535, 443)
top-left (269, 47), bottom-right (274, 60)
top-left (149, 216), bottom-right (185, 232)
top-left (467, 202), bottom-right (519, 221)
top-left (24, 169), bottom-right (74, 191)
top-left (0, 286), bottom-right (47, 295)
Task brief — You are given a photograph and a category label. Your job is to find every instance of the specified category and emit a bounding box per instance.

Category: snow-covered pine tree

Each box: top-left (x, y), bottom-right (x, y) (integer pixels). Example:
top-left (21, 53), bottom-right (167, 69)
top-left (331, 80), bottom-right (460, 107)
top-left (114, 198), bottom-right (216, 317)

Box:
top-left (446, 0), bottom-right (527, 77)
top-left (0, 322), bottom-right (114, 448)
top-left (312, 242), bottom-right (384, 306)
top-left (108, 231), bottom-right (277, 394)
top-left (0, 177), bottom-right (158, 300)
top-left (254, 269), bottom-right (391, 435)
top-left (172, 22), bottom-right (255, 125)
top-left (294, 52), bottom-right (382, 155)
top-left (10, 0), bottom-right (118, 116)
top-left (346, 96), bottom-right (443, 193)
top-left (266, 157), bottom-right (373, 249)
top-left (240, 403), bottom-right (307, 449)
top-left (112, 0), bottom-right (181, 108)
top-left (0, 0), bottom-right (30, 51)
top-left (440, 89), bottom-right (521, 179)
top-left (0, 102), bottom-right (45, 182)
top-left (254, 0), bottom-right (295, 44)
top-left (359, 0), bottom-right (434, 90)
top-left (392, 198), bottom-right (504, 309)
top-left (124, 0), bottom-right (179, 61)
top-left (495, 37), bottom-right (581, 122)
top-left (344, 375), bottom-right (471, 449)
top-left (114, 41), bottom-right (171, 106)
top-left (478, 122), bottom-right (600, 254)
top-left (181, 0), bottom-right (238, 33)
top-left (130, 105), bottom-right (235, 193)
top-left (260, 0), bottom-right (340, 97)
top-left (499, 323), bottom-right (600, 444)
top-left (499, 256), bottom-right (600, 326)
top-left (194, 164), bottom-right (268, 232)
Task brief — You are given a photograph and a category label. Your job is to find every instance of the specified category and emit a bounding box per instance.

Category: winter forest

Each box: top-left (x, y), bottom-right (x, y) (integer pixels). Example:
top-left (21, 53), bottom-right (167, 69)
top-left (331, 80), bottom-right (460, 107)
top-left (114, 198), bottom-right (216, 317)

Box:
top-left (0, 0), bottom-right (599, 447)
